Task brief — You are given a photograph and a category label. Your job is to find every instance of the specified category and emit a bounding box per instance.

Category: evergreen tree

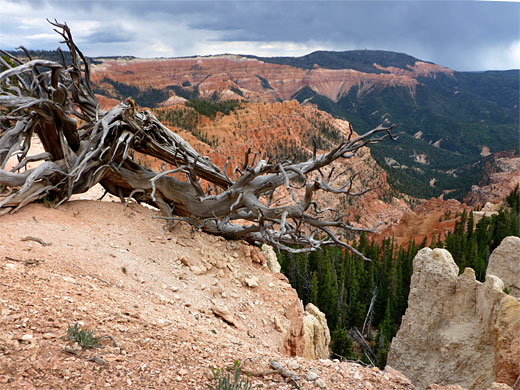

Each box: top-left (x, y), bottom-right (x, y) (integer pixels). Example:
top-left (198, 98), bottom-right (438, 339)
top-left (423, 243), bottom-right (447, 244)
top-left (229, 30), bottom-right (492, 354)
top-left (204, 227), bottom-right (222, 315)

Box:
top-left (276, 187), bottom-right (519, 367)
top-left (310, 271), bottom-right (319, 306)
top-left (331, 327), bottom-right (357, 360)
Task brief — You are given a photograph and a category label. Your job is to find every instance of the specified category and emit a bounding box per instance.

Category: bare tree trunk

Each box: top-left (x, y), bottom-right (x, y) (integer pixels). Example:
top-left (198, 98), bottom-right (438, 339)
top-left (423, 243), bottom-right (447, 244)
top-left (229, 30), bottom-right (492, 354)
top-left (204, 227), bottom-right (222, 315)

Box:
top-left (0, 20), bottom-right (396, 258)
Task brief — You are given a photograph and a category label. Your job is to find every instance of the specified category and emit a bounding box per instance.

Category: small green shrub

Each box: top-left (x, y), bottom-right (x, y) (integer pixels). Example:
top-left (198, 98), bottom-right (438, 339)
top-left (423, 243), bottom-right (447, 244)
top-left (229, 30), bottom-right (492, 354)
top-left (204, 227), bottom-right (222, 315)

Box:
top-left (67, 323), bottom-right (99, 349)
top-left (209, 360), bottom-right (251, 390)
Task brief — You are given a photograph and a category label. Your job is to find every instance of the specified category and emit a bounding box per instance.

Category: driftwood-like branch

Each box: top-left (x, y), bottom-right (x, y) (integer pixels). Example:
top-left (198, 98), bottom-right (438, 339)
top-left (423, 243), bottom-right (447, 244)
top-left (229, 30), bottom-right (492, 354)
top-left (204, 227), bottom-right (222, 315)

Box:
top-left (241, 361), bottom-right (301, 389)
top-left (0, 21), bottom-right (396, 259)
top-left (21, 236), bottom-right (52, 246)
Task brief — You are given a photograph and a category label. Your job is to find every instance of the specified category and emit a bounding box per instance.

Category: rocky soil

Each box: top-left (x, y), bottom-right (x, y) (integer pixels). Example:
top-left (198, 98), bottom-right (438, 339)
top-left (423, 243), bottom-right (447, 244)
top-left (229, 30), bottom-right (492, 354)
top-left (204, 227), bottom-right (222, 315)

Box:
top-left (0, 199), bottom-right (415, 389)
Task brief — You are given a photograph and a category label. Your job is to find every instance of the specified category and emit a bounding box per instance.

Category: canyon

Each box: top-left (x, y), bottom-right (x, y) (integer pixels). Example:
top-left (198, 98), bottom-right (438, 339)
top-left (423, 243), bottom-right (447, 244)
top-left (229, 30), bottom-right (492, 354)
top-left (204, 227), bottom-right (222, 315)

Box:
top-left (2, 47), bottom-right (518, 390)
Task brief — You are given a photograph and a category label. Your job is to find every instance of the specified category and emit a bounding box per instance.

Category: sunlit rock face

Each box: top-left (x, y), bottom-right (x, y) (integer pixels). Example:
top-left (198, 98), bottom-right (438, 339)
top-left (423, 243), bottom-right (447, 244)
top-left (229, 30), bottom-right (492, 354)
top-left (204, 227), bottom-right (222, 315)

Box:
top-left (90, 55), bottom-right (454, 105)
top-left (387, 243), bottom-right (520, 390)
top-left (486, 236), bottom-right (520, 298)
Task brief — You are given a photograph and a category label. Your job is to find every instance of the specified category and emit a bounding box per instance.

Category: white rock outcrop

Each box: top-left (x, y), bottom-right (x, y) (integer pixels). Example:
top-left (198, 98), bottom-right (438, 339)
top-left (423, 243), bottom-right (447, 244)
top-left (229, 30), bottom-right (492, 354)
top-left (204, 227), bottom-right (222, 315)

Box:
top-left (303, 303), bottom-right (331, 359)
top-left (387, 246), bottom-right (520, 390)
top-left (486, 236), bottom-right (520, 298)
top-left (279, 300), bottom-right (331, 360)
top-left (262, 244), bottom-right (282, 273)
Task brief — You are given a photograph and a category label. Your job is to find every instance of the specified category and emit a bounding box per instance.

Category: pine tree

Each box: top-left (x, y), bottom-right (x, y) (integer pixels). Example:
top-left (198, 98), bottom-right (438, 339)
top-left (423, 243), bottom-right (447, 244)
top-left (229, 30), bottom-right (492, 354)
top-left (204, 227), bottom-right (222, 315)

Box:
top-left (318, 254), bottom-right (339, 329)
top-left (331, 327), bottom-right (357, 360)
top-left (466, 211), bottom-right (475, 241)
top-left (374, 298), bottom-right (396, 368)
top-left (310, 271), bottom-right (319, 306)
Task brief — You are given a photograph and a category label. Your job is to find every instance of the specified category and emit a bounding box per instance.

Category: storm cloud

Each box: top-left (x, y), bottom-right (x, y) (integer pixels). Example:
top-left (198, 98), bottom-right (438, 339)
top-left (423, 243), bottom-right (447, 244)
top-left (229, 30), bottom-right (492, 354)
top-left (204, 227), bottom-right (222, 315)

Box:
top-left (0, 0), bottom-right (518, 71)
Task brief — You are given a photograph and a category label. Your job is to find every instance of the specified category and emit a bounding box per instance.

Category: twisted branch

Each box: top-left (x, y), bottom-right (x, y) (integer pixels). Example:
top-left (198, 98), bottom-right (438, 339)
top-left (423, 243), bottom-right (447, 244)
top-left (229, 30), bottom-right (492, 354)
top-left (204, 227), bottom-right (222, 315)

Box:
top-left (0, 21), bottom-right (396, 259)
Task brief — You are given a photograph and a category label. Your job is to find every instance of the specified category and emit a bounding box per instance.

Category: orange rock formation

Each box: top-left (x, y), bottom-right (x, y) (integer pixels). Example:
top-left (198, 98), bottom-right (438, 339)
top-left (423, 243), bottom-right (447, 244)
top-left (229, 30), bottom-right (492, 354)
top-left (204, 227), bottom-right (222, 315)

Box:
top-left (91, 55), bottom-right (454, 104)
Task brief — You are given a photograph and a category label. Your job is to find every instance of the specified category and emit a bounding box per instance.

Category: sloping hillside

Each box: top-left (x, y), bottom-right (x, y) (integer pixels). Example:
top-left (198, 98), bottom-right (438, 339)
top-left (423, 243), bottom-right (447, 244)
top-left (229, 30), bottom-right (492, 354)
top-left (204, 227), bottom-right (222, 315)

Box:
top-left (464, 150), bottom-right (520, 206)
top-left (86, 50), bottom-right (518, 199)
top-left (147, 99), bottom-right (412, 231)
top-left (0, 200), bottom-right (415, 389)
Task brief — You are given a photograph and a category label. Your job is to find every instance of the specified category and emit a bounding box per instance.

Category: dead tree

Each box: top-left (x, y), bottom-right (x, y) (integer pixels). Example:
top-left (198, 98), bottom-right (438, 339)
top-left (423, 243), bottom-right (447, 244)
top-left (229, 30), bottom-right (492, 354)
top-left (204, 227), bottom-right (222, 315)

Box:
top-left (0, 21), bottom-right (395, 259)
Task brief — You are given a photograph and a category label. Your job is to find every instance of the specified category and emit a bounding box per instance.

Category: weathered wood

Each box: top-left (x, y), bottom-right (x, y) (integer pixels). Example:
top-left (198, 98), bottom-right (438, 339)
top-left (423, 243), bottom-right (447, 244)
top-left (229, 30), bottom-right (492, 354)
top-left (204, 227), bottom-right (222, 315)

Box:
top-left (0, 21), bottom-right (396, 257)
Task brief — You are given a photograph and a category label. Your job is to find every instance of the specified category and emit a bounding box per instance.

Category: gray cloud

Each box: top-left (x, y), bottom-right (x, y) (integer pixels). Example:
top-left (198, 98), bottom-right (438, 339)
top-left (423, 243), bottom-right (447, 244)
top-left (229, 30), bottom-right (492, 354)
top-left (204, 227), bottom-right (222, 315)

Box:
top-left (1, 0), bottom-right (518, 71)
top-left (85, 29), bottom-right (135, 44)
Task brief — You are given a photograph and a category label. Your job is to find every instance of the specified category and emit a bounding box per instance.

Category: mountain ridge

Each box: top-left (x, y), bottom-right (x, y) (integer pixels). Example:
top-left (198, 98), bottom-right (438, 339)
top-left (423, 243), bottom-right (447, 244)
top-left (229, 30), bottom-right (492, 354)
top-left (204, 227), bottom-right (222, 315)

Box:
top-left (243, 49), bottom-right (428, 73)
top-left (5, 48), bottom-right (518, 200)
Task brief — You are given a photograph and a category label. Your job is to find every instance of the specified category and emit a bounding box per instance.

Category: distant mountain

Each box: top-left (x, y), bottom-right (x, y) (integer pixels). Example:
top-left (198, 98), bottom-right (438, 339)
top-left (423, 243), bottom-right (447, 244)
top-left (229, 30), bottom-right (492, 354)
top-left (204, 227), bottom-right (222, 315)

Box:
top-left (291, 68), bottom-right (518, 198)
top-left (7, 48), bottom-right (518, 200)
top-left (244, 50), bottom-right (423, 73)
top-left (241, 51), bottom-right (519, 199)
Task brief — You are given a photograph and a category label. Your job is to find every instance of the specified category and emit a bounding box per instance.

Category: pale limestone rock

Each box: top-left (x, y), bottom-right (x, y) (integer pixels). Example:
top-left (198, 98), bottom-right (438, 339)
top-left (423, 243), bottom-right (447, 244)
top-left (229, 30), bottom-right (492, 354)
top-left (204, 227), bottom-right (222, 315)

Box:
top-left (486, 383), bottom-right (514, 390)
top-left (388, 247), bottom-right (520, 390)
top-left (250, 246), bottom-right (266, 265)
top-left (179, 255), bottom-right (209, 275)
top-left (190, 265), bottom-right (207, 275)
top-left (315, 378), bottom-right (327, 389)
top-left (274, 315), bottom-right (289, 334)
top-left (487, 236), bottom-right (520, 298)
top-left (494, 294), bottom-right (520, 386)
top-left (159, 95), bottom-right (187, 107)
top-left (302, 303), bottom-right (331, 360)
top-left (384, 366), bottom-right (413, 384)
top-left (279, 300), bottom-right (331, 360)
top-left (244, 276), bottom-right (259, 288)
top-left (211, 305), bottom-right (237, 327)
top-left (433, 384), bottom-right (514, 390)
top-left (261, 244), bottom-right (281, 273)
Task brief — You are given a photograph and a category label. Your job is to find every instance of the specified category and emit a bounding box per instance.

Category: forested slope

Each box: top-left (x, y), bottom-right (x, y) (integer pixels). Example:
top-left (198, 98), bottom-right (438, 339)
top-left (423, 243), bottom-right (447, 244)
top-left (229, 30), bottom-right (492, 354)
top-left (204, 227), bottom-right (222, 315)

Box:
top-left (279, 186), bottom-right (520, 367)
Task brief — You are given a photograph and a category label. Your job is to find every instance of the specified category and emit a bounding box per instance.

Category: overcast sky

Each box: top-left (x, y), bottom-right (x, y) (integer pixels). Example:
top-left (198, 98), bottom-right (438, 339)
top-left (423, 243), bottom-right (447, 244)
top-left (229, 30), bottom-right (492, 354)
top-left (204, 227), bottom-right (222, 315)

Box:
top-left (1, 0), bottom-right (519, 71)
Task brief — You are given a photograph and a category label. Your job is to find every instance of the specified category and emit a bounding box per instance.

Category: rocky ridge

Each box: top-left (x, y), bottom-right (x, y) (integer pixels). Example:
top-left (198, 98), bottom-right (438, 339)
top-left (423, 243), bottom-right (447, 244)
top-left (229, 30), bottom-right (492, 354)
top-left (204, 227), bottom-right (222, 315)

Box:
top-left (387, 242), bottom-right (520, 390)
top-left (0, 200), bottom-right (414, 389)
top-left (91, 56), bottom-right (453, 104)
